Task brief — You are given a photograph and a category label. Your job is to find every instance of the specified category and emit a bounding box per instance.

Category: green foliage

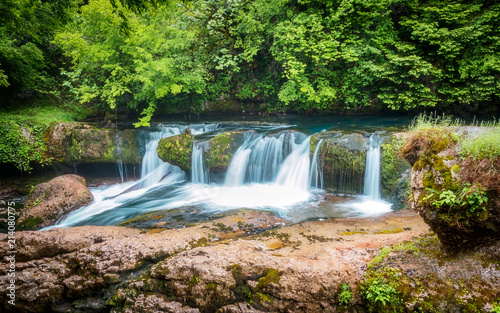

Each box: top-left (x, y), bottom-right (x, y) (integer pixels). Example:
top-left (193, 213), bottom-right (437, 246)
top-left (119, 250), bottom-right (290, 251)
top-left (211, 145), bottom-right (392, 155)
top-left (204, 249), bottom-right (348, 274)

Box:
top-left (271, 0), bottom-right (396, 111)
top-left (338, 283), bottom-right (353, 306)
top-left (0, 0), bottom-right (78, 98)
top-left (460, 127), bottom-right (500, 161)
top-left (3, 0), bottom-right (500, 119)
top-left (492, 302), bottom-right (500, 313)
top-left (0, 120), bottom-right (52, 172)
top-left (55, 0), bottom-right (206, 126)
top-left (361, 269), bottom-right (404, 313)
top-left (424, 183), bottom-right (488, 216)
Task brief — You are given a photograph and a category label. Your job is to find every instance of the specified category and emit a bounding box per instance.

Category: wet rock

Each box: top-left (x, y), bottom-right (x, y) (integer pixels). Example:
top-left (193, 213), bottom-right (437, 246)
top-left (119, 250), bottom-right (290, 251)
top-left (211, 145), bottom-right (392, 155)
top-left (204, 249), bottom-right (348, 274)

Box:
top-left (310, 132), bottom-right (367, 195)
top-left (18, 174), bottom-right (93, 230)
top-left (0, 223), bottom-right (210, 312)
top-left (157, 133), bottom-right (194, 171)
top-left (380, 133), bottom-right (411, 207)
top-left (127, 294), bottom-right (199, 313)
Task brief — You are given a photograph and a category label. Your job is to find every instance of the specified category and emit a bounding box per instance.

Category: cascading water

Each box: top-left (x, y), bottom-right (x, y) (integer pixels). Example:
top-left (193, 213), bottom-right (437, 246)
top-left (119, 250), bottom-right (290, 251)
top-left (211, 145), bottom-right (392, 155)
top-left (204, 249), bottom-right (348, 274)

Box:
top-left (337, 133), bottom-right (391, 216)
top-left (247, 134), bottom-right (285, 183)
top-left (191, 143), bottom-right (208, 184)
top-left (141, 127), bottom-right (182, 187)
top-left (364, 134), bottom-right (382, 199)
top-left (275, 137), bottom-right (311, 191)
top-left (45, 123), bottom-right (396, 230)
top-left (309, 139), bottom-right (324, 189)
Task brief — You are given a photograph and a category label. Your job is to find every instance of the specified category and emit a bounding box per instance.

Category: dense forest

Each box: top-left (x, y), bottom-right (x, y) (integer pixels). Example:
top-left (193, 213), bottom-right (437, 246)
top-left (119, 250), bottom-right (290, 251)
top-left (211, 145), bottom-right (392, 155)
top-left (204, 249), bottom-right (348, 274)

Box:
top-left (1, 0), bottom-right (499, 125)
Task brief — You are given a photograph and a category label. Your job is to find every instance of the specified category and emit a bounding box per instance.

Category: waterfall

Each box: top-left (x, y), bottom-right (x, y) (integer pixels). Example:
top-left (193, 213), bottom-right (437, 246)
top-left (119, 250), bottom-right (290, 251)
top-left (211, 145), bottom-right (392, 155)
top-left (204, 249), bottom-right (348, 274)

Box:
top-left (140, 123), bottom-right (220, 187)
top-left (275, 137), bottom-right (311, 191)
top-left (141, 127), bottom-right (182, 187)
top-left (192, 143), bottom-right (207, 184)
top-left (117, 159), bottom-right (125, 183)
top-left (114, 131), bottom-right (127, 183)
top-left (224, 148), bottom-right (252, 186)
top-left (247, 134), bottom-right (286, 183)
top-left (223, 131), bottom-right (307, 186)
top-left (364, 134), bottom-right (382, 199)
top-left (309, 139), bottom-right (323, 189)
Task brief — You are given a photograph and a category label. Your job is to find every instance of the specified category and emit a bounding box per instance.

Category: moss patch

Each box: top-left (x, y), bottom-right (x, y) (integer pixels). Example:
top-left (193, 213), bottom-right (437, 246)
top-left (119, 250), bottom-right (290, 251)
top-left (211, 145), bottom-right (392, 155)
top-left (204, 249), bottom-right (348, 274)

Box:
top-left (156, 133), bottom-right (193, 171)
top-left (359, 235), bottom-right (500, 312)
top-left (205, 131), bottom-right (244, 171)
top-left (315, 133), bottom-right (367, 195)
top-left (18, 216), bottom-right (44, 230)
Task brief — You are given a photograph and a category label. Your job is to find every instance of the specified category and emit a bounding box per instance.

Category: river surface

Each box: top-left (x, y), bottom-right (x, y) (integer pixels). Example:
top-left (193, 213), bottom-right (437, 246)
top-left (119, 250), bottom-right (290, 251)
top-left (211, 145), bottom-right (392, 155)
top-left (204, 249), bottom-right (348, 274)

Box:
top-left (45, 115), bottom-right (415, 230)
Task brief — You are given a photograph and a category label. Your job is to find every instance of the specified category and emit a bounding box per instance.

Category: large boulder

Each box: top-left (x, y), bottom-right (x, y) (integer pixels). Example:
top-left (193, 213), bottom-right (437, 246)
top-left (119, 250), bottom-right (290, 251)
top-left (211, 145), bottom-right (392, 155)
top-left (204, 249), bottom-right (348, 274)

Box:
top-left (18, 174), bottom-right (94, 230)
top-left (402, 127), bottom-right (500, 255)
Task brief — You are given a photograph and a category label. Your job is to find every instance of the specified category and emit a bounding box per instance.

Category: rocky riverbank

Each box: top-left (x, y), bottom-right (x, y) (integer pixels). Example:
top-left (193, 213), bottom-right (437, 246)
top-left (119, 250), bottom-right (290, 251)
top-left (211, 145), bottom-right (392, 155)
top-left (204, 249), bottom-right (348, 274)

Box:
top-left (1, 209), bottom-right (499, 312)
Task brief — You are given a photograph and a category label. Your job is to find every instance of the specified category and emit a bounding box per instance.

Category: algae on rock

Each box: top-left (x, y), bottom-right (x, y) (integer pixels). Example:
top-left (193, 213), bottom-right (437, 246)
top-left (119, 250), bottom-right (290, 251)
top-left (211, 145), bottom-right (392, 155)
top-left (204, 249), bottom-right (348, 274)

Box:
top-left (380, 134), bottom-right (411, 208)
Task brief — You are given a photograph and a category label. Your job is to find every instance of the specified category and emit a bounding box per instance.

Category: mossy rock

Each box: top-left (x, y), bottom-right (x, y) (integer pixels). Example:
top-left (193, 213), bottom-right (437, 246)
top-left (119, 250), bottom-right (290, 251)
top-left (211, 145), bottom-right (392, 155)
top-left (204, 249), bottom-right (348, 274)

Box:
top-left (205, 131), bottom-right (245, 171)
top-left (115, 129), bottom-right (141, 164)
top-left (156, 133), bottom-right (194, 171)
top-left (68, 128), bottom-right (116, 163)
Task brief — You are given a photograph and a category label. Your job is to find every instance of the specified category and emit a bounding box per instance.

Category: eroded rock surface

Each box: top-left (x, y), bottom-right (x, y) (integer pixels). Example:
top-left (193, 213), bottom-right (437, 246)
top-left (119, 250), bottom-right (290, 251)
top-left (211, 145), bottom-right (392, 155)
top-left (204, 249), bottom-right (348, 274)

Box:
top-left (1, 210), bottom-right (431, 312)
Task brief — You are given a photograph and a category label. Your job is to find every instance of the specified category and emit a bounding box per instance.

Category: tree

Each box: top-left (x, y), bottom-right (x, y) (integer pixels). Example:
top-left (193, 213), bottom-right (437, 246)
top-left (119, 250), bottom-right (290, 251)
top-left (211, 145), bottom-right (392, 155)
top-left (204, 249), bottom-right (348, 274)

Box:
top-left (55, 0), bottom-right (206, 126)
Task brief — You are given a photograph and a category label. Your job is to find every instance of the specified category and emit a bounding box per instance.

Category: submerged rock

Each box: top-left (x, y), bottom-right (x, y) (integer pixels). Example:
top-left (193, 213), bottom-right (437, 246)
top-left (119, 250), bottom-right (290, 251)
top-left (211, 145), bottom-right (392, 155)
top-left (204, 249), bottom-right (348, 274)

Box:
top-left (18, 174), bottom-right (93, 230)
top-left (157, 133), bottom-right (194, 171)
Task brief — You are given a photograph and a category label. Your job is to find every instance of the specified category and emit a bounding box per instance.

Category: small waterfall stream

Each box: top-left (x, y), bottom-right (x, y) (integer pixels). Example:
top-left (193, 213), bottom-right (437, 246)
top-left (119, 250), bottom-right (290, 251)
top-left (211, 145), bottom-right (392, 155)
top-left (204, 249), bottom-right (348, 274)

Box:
top-left (309, 139), bottom-right (324, 189)
top-left (364, 134), bottom-right (382, 199)
top-left (191, 143), bottom-right (207, 184)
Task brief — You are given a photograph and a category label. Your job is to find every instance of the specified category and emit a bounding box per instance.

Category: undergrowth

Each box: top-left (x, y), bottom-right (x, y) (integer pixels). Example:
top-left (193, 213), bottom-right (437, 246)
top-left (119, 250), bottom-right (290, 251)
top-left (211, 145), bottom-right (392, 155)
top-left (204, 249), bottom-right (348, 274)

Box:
top-left (460, 126), bottom-right (500, 161)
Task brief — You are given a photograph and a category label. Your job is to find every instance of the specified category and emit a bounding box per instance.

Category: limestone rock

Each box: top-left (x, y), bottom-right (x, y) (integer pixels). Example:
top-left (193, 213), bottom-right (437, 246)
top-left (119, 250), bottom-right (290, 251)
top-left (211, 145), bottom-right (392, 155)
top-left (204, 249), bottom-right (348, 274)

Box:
top-left (0, 210), bottom-right (429, 312)
top-left (18, 174), bottom-right (93, 230)
top-left (403, 127), bottom-right (500, 255)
